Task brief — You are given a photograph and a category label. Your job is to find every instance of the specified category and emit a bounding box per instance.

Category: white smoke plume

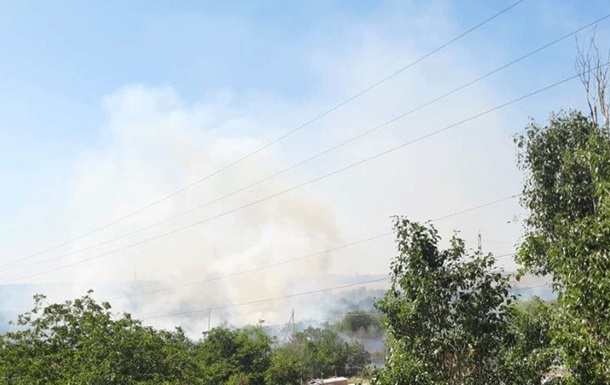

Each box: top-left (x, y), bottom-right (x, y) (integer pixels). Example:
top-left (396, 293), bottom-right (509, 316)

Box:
top-left (1, 0), bottom-right (590, 334)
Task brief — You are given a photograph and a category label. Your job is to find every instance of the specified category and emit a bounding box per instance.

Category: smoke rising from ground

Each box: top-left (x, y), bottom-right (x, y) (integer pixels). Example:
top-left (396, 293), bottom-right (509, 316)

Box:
top-left (1, 1), bottom-right (584, 333)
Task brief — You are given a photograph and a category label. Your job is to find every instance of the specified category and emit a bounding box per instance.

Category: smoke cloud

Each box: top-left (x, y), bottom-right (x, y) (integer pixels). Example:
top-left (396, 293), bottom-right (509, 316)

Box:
top-left (2, 0), bottom-right (581, 334)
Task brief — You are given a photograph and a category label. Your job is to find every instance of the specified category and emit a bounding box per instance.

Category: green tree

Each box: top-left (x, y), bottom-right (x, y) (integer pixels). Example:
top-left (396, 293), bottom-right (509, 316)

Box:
top-left (343, 341), bottom-right (372, 377)
top-left (193, 325), bottom-right (272, 385)
top-left (265, 347), bottom-right (304, 385)
top-left (283, 327), bottom-right (370, 380)
top-left (0, 291), bottom-right (193, 385)
top-left (375, 218), bottom-right (513, 385)
top-left (502, 297), bottom-right (558, 385)
top-left (516, 111), bottom-right (610, 383)
top-left (338, 311), bottom-right (382, 338)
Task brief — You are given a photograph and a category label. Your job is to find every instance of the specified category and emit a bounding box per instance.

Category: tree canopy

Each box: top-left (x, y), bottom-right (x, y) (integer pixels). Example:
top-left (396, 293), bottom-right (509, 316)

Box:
top-left (0, 291), bottom-right (194, 385)
top-left (375, 218), bottom-right (514, 385)
top-left (337, 310), bottom-right (382, 338)
top-left (0, 291), bottom-right (373, 385)
top-left (516, 110), bottom-right (610, 383)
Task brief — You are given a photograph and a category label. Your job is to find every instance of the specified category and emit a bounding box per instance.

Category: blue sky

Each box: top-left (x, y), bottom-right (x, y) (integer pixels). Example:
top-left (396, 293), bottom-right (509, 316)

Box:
top-left (2, 0), bottom-right (607, 139)
top-left (1, 0), bottom-right (610, 327)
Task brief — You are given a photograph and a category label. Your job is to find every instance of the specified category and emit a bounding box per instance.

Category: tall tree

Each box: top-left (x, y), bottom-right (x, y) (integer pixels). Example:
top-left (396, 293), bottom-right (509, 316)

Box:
top-left (376, 218), bottom-right (513, 385)
top-left (515, 110), bottom-right (610, 383)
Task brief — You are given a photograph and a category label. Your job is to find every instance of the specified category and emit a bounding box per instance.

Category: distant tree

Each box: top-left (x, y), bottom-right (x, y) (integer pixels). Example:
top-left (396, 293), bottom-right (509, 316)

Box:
top-left (0, 291), bottom-right (377, 384)
top-left (338, 310), bottom-right (382, 338)
top-left (283, 327), bottom-right (370, 380)
top-left (375, 218), bottom-right (513, 385)
top-left (227, 372), bottom-right (251, 385)
top-left (343, 341), bottom-right (372, 377)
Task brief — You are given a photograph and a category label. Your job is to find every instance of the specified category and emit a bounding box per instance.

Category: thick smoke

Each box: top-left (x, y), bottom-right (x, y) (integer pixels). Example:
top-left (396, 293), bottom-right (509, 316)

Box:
top-left (65, 86), bottom-right (346, 331)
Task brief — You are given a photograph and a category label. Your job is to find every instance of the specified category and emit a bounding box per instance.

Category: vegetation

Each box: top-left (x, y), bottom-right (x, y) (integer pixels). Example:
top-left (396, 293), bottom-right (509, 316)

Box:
top-left (193, 326), bottom-right (272, 385)
top-left (369, 105), bottom-right (610, 384)
top-left (502, 297), bottom-right (557, 385)
top-left (2, 38), bottom-right (610, 385)
top-left (337, 310), bottom-right (383, 338)
top-left (375, 218), bottom-right (514, 385)
top-left (516, 110), bottom-right (610, 383)
top-left (0, 292), bottom-right (373, 385)
top-left (0, 292), bottom-right (194, 385)
top-left (2, 109), bottom-right (609, 384)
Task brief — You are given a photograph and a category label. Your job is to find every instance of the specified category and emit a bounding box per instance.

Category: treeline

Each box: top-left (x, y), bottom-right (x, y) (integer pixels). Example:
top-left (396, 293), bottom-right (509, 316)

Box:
top-left (0, 292), bottom-right (374, 385)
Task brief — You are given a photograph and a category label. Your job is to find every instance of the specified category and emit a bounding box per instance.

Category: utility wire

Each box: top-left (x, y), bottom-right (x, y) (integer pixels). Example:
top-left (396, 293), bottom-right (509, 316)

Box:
top-left (7, 62), bottom-right (603, 284)
top-left (1, 0), bottom-right (526, 269)
top-left (260, 280), bottom-right (552, 333)
top-left (107, 194), bottom-right (519, 302)
top-left (262, 311), bottom-right (382, 330)
top-left (429, 194), bottom-right (520, 222)
top-left (211, 280), bottom-right (553, 330)
top-left (142, 277), bottom-right (391, 320)
top-left (12, 7), bottom-right (609, 272)
top-left (158, 279), bottom-right (552, 329)
top-left (114, 251), bottom-right (516, 303)
top-left (109, 233), bottom-right (392, 302)
top-left (6, 10), bottom-right (608, 274)
top-left (141, 272), bottom-right (552, 321)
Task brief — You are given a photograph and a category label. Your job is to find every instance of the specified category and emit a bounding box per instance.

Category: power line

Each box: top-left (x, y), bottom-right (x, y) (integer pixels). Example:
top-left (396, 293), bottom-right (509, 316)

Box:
top-left (141, 271), bottom-right (551, 321)
top-left (6, 62), bottom-right (602, 283)
top-left (429, 194), bottom-right (520, 222)
top-left (260, 280), bottom-right (552, 332)
top-left (211, 280), bottom-right (554, 330)
top-left (11, 7), bottom-right (609, 273)
top-left (221, 280), bottom-right (554, 330)
top-left (108, 233), bottom-right (392, 302)
top-left (142, 277), bottom-right (391, 320)
top-left (106, 194), bottom-right (519, 302)
top-left (116, 252), bottom-right (516, 302)
top-left (1, 0), bottom-right (526, 269)
top-left (513, 283), bottom-right (553, 291)
top-left (263, 310), bottom-right (382, 331)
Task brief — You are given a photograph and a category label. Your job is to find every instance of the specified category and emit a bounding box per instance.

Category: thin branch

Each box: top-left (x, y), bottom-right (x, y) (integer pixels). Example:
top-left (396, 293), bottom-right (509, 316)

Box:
top-left (575, 28), bottom-right (610, 132)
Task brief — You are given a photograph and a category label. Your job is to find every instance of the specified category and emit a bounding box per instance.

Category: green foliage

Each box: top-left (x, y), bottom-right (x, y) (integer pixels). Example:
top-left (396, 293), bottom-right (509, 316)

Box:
top-left (502, 297), bottom-right (558, 385)
top-left (227, 372), bottom-right (251, 385)
top-left (0, 291), bottom-right (194, 385)
top-left (516, 111), bottom-right (610, 383)
top-left (282, 327), bottom-right (370, 380)
top-left (0, 291), bottom-right (377, 384)
top-left (264, 347), bottom-right (304, 385)
top-left (194, 326), bottom-right (272, 385)
top-left (338, 311), bottom-right (382, 338)
top-left (375, 218), bottom-right (513, 385)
